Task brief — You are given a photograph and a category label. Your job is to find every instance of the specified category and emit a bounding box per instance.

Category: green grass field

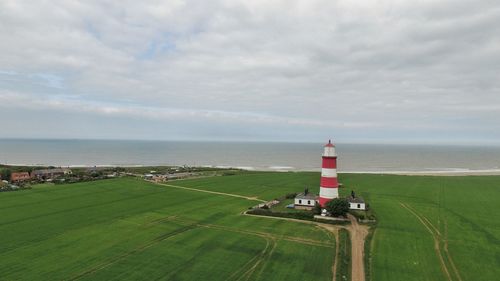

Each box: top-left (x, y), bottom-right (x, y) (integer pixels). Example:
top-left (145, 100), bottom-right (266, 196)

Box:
top-left (175, 172), bottom-right (500, 281)
top-left (0, 176), bottom-right (334, 281)
top-left (0, 172), bottom-right (498, 280)
top-left (339, 174), bottom-right (500, 281)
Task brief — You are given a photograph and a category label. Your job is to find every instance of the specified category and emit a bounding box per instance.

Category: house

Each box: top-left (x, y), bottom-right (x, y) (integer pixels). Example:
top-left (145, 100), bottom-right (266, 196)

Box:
top-left (347, 191), bottom-right (367, 210)
top-left (166, 172), bottom-right (193, 180)
top-left (294, 187), bottom-right (317, 210)
top-left (143, 174), bottom-right (167, 182)
top-left (10, 172), bottom-right (31, 182)
top-left (31, 168), bottom-right (72, 180)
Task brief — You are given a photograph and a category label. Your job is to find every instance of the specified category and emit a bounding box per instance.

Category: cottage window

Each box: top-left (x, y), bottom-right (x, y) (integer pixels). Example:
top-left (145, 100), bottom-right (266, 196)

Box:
top-left (299, 200), bottom-right (302, 204)
top-left (308, 200), bottom-right (311, 205)
top-left (357, 204), bottom-right (361, 209)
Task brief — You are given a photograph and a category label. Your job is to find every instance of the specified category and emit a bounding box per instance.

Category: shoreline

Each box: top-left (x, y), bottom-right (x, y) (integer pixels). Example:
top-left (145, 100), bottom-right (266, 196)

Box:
top-left (2, 163), bottom-right (500, 176)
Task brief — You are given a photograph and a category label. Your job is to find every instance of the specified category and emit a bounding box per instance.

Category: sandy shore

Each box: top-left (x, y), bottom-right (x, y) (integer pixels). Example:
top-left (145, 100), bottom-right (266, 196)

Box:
top-left (3, 163), bottom-right (500, 176)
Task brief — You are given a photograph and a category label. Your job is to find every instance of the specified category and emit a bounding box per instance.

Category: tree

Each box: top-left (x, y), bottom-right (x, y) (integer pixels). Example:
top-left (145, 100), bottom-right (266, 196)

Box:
top-left (325, 198), bottom-right (349, 217)
top-left (0, 169), bottom-right (11, 181)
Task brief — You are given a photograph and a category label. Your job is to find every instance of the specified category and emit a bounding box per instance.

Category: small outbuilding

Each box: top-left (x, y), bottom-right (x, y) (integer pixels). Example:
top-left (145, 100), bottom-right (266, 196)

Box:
top-left (294, 187), bottom-right (317, 210)
top-left (347, 196), bottom-right (366, 210)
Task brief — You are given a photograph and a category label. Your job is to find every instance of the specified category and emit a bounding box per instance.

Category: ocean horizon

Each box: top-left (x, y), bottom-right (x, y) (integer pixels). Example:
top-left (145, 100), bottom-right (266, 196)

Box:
top-left (1, 139), bottom-right (500, 173)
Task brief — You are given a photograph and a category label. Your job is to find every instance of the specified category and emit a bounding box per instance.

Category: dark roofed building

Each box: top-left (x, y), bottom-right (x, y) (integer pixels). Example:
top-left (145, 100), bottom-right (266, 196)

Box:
top-left (294, 187), bottom-right (317, 210)
top-left (347, 195), bottom-right (366, 210)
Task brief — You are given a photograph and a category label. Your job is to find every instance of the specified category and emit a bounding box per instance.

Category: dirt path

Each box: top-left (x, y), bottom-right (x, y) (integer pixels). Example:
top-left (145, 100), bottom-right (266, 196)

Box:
top-left (345, 214), bottom-right (369, 281)
top-left (158, 183), bottom-right (266, 202)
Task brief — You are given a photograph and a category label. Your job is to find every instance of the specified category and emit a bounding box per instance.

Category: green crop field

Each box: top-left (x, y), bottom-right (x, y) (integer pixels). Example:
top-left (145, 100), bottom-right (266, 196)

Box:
top-left (172, 172), bottom-right (500, 281)
top-left (0, 176), bottom-right (334, 281)
top-left (1, 172), bottom-right (498, 280)
top-left (339, 174), bottom-right (500, 281)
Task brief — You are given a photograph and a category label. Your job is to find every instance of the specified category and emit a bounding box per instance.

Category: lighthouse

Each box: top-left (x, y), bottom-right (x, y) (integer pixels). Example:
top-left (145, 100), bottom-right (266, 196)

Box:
top-left (319, 140), bottom-right (339, 207)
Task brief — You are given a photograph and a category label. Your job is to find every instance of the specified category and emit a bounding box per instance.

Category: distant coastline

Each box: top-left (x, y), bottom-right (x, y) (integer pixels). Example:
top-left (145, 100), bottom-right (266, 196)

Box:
top-left (3, 162), bottom-right (500, 176)
top-left (1, 139), bottom-right (499, 175)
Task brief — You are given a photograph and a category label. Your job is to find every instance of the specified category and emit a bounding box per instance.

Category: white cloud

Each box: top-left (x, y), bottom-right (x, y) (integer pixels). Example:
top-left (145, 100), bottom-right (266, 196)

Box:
top-left (1, 0), bottom-right (499, 143)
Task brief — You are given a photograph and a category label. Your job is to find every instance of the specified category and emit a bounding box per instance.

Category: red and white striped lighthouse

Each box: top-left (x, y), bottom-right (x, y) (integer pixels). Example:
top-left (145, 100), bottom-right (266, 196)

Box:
top-left (319, 140), bottom-right (339, 207)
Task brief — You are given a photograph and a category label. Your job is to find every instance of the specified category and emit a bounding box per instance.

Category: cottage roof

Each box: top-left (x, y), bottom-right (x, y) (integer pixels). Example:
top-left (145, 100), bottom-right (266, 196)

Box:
top-left (347, 196), bottom-right (365, 203)
top-left (295, 192), bottom-right (317, 200)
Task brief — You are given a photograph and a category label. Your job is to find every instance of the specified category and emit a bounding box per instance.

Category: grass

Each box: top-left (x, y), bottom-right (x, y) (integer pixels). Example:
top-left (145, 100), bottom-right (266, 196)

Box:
top-left (339, 174), bottom-right (500, 281)
top-left (337, 228), bottom-right (352, 281)
top-left (1, 172), bottom-right (499, 280)
top-left (0, 176), bottom-right (333, 281)
top-left (364, 227), bottom-right (376, 281)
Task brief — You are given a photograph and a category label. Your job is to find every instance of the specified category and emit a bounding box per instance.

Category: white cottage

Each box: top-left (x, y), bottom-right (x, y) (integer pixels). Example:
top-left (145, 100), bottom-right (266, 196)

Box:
top-left (294, 188), bottom-right (317, 210)
top-left (347, 196), bottom-right (366, 210)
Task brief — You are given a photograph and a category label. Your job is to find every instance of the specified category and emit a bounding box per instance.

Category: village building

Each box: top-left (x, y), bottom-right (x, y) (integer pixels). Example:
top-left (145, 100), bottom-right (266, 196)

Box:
top-left (294, 187), bottom-right (317, 210)
top-left (31, 168), bottom-right (72, 180)
top-left (10, 172), bottom-right (31, 182)
top-left (347, 191), bottom-right (366, 210)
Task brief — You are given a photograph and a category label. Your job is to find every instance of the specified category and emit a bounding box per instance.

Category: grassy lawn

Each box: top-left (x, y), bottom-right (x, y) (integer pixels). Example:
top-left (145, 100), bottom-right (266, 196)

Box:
top-left (337, 228), bottom-right (352, 281)
top-left (1, 172), bottom-right (498, 280)
top-left (0, 176), bottom-right (333, 281)
top-left (270, 198), bottom-right (306, 213)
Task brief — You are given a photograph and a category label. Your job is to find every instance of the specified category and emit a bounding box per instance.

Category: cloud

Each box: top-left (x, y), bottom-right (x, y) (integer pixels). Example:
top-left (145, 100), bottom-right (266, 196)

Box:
top-left (0, 0), bottom-right (499, 143)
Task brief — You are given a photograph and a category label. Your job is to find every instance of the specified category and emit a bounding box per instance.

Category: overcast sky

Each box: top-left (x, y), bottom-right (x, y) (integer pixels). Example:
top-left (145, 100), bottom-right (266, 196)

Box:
top-left (1, 0), bottom-right (499, 144)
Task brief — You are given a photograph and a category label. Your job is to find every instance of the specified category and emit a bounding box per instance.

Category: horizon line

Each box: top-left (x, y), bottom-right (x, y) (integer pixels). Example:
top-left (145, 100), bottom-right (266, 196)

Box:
top-left (0, 137), bottom-right (498, 147)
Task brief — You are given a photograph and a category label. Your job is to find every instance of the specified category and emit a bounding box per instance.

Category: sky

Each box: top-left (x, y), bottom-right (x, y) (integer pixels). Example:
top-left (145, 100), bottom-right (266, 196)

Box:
top-left (1, 0), bottom-right (500, 145)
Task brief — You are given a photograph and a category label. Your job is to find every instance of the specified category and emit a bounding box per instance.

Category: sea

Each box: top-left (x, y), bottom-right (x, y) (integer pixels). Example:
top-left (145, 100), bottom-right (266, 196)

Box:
top-left (1, 139), bottom-right (500, 173)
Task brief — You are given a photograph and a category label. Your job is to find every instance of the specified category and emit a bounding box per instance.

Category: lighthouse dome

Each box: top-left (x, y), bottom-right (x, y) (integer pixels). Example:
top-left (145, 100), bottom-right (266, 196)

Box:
top-left (324, 140), bottom-right (335, 147)
top-left (323, 140), bottom-right (337, 157)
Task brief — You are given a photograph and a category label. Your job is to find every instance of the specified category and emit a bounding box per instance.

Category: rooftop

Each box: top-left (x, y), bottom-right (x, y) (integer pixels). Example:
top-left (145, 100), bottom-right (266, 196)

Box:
top-left (295, 192), bottom-right (317, 200)
top-left (347, 196), bottom-right (365, 203)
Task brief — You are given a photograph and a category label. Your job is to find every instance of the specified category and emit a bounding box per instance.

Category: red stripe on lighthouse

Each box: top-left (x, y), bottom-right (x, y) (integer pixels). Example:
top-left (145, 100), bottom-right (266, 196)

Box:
top-left (320, 177), bottom-right (339, 187)
top-left (318, 197), bottom-right (331, 207)
top-left (322, 157), bottom-right (337, 169)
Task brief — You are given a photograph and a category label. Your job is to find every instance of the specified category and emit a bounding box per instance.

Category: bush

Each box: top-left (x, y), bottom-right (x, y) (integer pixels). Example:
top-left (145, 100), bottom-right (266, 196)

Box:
top-left (313, 202), bottom-right (322, 215)
top-left (285, 193), bottom-right (297, 199)
top-left (247, 208), bottom-right (314, 220)
top-left (326, 198), bottom-right (349, 217)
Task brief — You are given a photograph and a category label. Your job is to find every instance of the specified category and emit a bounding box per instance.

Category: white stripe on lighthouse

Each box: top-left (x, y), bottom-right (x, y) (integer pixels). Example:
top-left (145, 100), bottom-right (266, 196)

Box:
top-left (320, 187), bottom-right (339, 199)
top-left (321, 168), bottom-right (337, 177)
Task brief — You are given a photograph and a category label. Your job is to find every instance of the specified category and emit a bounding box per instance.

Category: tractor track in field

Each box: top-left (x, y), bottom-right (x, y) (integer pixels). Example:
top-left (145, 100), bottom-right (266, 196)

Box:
top-left (244, 212), bottom-right (368, 281)
top-left (317, 225), bottom-right (340, 281)
top-left (65, 225), bottom-right (199, 281)
top-left (225, 238), bottom-right (272, 281)
top-left (161, 215), bottom-right (334, 248)
top-left (157, 183), bottom-right (266, 202)
top-left (157, 181), bottom-right (368, 281)
top-left (400, 203), bottom-right (463, 281)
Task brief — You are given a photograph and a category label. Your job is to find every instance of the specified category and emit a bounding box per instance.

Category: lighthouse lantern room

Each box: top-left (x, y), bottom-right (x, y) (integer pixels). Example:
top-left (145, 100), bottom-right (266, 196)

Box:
top-left (318, 140), bottom-right (340, 207)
